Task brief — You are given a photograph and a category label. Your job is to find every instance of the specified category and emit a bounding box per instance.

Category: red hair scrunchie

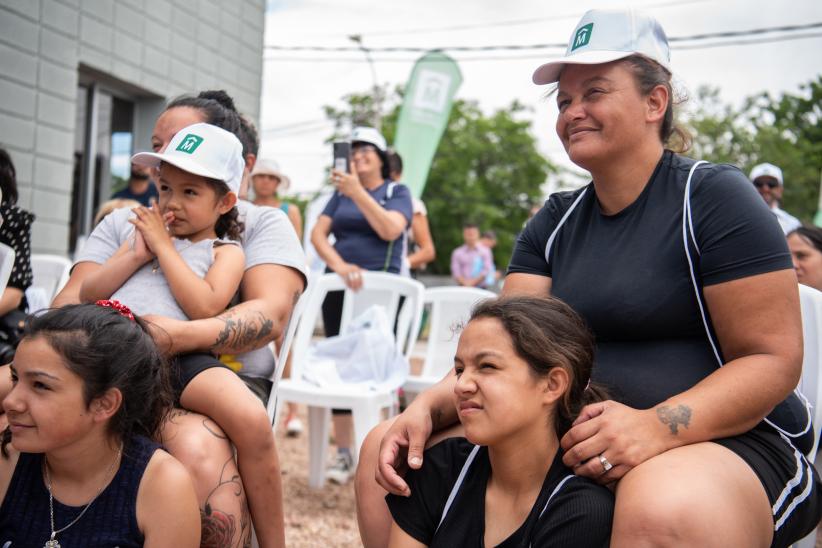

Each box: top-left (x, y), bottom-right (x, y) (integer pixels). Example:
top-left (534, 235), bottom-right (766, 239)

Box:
top-left (95, 299), bottom-right (135, 321)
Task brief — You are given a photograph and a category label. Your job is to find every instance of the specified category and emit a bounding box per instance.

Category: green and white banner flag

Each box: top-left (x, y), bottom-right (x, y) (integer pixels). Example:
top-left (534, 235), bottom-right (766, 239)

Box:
top-left (394, 51), bottom-right (462, 198)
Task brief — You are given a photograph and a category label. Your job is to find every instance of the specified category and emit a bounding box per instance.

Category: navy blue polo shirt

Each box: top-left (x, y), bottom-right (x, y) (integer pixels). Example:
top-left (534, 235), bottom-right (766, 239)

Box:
top-left (322, 181), bottom-right (413, 273)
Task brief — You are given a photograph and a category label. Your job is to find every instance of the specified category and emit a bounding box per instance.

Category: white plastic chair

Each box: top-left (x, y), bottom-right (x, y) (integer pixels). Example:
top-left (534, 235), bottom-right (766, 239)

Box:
top-left (29, 254), bottom-right (71, 303)
top-left (265, 277), bottom-right (312, 424)
top-left (275, 272), bottom-right (424, 488)
top-left (794, 284), bottom-right (822, 548)
top-left (404, 287), bottom-right (495, 400)
top-left (0, 244), bottom-right (15, 293)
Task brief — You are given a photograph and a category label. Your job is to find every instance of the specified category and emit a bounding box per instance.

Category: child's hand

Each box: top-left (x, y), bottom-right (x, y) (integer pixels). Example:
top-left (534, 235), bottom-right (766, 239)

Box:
top-left (129, 201), bottom-right (173, 254)
top-left (129, 227), bottom-right (154, 263)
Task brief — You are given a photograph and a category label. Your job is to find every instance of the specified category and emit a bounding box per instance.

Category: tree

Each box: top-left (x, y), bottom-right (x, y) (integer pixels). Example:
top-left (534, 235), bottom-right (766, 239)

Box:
top-left (323, 88), bottom-right (553, 275)
top-left (687, 76), bottom-right (822, 221)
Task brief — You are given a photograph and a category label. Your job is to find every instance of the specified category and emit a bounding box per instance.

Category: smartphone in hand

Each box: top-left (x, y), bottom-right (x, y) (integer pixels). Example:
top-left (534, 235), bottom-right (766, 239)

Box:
top-left (333, 142), bottom-right (351, 174)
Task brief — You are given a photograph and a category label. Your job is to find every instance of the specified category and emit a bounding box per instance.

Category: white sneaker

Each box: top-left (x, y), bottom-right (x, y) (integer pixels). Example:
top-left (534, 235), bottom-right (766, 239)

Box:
top-left (326, 453), bottom-right (354, 484)
top-left (285, 416), bottom-right (303, 437)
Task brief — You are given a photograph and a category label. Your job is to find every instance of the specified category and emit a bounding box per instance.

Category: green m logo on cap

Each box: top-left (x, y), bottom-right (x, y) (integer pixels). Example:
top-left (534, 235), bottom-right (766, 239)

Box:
top-left (176, 134), bottom-right (204, 154)
top-left (571, 23), bottom-right (594, 51)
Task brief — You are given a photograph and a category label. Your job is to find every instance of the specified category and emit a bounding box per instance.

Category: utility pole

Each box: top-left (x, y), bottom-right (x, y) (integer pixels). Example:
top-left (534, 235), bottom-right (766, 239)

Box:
top-left (349, 34), bottom-right (381, 129)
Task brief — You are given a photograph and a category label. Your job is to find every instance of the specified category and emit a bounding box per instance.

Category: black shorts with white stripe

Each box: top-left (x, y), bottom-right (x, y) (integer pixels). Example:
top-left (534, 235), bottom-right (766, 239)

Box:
top-left (714, 424), bottom-right (822, 547)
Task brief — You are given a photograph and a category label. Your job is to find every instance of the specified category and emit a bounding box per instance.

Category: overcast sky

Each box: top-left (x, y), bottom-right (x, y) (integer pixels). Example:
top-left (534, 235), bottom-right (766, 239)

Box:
top-left (259, 0), bottom-right (822, 196)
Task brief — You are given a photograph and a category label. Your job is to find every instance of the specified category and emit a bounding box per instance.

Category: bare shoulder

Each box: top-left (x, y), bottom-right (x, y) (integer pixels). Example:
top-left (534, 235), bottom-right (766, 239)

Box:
top-left (214, 241), bottom-right (245, 260)
top-left (137, 449), bottom-right (200, 546)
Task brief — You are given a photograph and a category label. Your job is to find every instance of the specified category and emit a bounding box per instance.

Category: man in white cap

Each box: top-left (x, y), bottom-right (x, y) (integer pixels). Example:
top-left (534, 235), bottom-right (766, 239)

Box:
top-left (750, 162), bottom-right (801, 234)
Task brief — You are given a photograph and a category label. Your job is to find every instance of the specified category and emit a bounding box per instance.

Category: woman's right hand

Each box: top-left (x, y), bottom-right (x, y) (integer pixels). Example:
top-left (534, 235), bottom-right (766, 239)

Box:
top-left (376, 399), bottom-right (435, 496)
top-left (334, 262), bottom-right (365, 291)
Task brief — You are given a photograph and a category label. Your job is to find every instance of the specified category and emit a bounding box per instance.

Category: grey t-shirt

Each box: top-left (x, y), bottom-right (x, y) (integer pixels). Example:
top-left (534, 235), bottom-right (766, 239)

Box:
top-left (110, 236), bottom-right (237, 321)
top-left (76, 200), bottom-right (308, 379)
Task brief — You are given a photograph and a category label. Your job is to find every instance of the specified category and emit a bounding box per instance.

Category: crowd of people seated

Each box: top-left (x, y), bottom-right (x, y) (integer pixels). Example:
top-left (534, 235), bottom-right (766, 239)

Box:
top-left (1, 7), bottom-right (821, 548)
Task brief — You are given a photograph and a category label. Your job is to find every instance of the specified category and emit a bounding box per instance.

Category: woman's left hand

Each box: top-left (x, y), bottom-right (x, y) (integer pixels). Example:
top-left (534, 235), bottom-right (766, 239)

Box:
top-left (331, 169), bottom-right (364, 198)
top-left (560, 400), bottom-right (672, 485)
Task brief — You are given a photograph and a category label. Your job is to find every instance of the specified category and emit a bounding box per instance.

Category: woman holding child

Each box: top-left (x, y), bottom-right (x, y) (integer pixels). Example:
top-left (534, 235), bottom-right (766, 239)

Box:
top-left (48, 91), bottom-right (306, 547)
top-left (359, 9), bottom-right (822, 547)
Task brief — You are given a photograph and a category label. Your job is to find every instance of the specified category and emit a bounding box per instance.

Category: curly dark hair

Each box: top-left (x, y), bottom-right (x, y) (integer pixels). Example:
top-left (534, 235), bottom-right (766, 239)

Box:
top-left (1, 304), bottom-right (173, 456)
top-left (207, 177), bottom-right (244, 241)
top-left (469, 295), bottom-right (607, 437)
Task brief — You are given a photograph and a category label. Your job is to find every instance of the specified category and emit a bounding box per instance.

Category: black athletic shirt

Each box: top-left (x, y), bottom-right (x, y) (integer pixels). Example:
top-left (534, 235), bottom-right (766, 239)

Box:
top-left (509, 151), bottom-right (810, 449)
top-left (386, 438), bottom-right (614, 547)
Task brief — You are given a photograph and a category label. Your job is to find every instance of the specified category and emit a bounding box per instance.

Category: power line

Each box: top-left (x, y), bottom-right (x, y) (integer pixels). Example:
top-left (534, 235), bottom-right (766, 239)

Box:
top-left (264, 21), bottom-right (822, 53)
top-left (263, 30), bottom-right (822, 63)
top-left (351, 0), bottom-right (710, 37)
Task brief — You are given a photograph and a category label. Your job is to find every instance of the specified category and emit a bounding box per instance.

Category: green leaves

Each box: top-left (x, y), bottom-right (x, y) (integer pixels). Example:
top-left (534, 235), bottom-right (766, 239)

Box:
top-left (687, 77), bottom-right (822, 222)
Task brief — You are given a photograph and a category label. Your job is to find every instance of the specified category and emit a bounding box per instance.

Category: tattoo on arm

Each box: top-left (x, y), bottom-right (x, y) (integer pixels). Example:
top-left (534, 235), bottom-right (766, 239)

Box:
top-left (211, 310), bottom-right (274, 353)
top-left (656, 404), bottom-right (692, 435)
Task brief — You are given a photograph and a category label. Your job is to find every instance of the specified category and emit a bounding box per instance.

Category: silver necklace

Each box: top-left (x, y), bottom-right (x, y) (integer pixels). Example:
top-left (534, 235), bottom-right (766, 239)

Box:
top-left (43, 445), bottom-right (122, 548)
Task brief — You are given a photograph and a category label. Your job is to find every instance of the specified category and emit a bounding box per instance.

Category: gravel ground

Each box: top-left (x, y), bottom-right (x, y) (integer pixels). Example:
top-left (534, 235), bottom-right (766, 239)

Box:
top-left (277, 409), bottom-right (362, 548)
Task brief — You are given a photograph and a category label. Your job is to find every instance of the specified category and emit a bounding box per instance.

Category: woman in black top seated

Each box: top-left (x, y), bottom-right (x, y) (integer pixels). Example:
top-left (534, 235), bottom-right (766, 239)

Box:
top-left (386, 296), bottom-right (613, 547)
top-left (363, 8), bottom-right (822, 548)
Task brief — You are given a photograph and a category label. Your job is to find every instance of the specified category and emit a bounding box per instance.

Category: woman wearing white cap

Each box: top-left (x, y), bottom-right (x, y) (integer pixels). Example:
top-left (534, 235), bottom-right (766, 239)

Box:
top-left (359, 9), bottom-right (821, 548)
top-left (252, 158), bottom-right (303, 240)
top-left (311, 126), bottom-right (413, 483)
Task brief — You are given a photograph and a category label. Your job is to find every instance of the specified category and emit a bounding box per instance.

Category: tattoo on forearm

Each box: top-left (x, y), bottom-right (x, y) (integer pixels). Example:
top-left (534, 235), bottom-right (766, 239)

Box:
top-left (656, 404), bottom-right (692, 435)
top-left (211, 310), bottom-right (274, 353)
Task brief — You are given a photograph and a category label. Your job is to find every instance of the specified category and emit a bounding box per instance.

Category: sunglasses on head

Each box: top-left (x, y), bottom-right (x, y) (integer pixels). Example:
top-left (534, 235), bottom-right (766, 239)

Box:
top-left (753, 179), bottom-right (779, 189)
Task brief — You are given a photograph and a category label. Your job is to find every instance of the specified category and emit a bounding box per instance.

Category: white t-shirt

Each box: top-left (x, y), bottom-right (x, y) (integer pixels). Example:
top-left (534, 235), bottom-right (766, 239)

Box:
top-left (772, 205), bottom-right (801, 235)
top-left (76, 201), bottom-right (308, 379)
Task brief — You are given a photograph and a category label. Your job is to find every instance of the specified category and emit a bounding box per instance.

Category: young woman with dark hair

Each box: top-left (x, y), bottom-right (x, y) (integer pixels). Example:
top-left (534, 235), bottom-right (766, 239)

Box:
top-left (0, 303), bottom-right (200, 546)
top-left (386, 296), bottom-right (613, 547)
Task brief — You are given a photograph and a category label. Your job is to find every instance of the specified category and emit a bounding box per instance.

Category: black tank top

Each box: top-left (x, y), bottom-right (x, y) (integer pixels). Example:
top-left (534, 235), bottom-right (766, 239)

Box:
top-left (0, 435), bottom-right (159, 547)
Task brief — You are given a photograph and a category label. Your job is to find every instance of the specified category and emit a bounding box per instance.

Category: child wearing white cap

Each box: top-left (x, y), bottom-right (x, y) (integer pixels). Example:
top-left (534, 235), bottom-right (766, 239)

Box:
top-left (79, 122), bottom-right (246, 322)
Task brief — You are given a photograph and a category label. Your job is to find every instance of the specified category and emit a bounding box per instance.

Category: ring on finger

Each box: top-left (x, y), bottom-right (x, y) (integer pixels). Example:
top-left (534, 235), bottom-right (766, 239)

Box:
top-left (598, 454), bottom-right (613, 473)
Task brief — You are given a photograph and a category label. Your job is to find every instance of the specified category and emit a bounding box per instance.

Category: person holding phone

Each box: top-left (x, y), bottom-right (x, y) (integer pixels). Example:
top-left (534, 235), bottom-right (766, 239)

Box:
top-left (311, 126), bottom-right (413, 483)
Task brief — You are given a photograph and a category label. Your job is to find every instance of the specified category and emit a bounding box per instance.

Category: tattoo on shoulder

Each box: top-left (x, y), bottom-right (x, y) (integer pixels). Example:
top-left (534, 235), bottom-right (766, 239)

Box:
top-left (656, 404), bottom-right (692, 435)
top-left (211, 310), bottom-right (274, 353)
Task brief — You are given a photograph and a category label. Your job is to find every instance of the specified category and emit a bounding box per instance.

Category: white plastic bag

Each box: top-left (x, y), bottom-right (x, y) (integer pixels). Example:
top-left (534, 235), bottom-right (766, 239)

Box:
top-left (302, 305), bottom-right (409, 391)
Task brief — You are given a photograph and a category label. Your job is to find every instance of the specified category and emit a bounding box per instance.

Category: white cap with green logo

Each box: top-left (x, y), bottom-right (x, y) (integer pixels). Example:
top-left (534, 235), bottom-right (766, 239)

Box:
top-left (532, 8), bottom-right (670, 85)
top-left (131, 122), bottom-right (244, 195)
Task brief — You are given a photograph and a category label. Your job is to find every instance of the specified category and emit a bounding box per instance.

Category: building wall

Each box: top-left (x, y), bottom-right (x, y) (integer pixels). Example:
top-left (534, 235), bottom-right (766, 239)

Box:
top-left (0, 0), bottom-right (265, 254)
